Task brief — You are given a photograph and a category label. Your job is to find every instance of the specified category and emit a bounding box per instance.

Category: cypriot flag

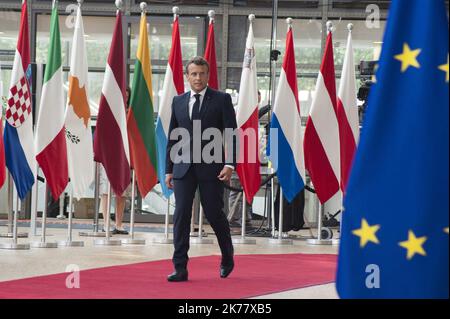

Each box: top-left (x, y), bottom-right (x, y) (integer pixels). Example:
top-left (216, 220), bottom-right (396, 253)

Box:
top-left (64, 3), bottom-right (94, 199)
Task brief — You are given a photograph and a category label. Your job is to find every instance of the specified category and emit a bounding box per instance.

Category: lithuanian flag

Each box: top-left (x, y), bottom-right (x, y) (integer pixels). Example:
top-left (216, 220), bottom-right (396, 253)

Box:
top-left (126, 11), bottom-right (158, 197)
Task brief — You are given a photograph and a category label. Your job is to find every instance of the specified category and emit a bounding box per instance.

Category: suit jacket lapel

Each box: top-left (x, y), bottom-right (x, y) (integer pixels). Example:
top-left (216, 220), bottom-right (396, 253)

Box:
top-left (200, 87), bottom-right (212, 121)
top-left (181, 92), bottom-right (191, 129)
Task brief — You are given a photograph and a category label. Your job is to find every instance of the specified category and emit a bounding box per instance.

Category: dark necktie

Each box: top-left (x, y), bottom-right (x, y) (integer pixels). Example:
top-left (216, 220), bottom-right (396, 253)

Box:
top-left (192, 94), bottom-right (201, 121)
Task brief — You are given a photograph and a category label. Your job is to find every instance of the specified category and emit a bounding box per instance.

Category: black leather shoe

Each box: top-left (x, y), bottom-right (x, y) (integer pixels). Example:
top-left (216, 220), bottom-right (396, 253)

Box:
top-left (220, 262), bottom-right (234, 278)
top-left (167, 270), bottom-right (188, 282)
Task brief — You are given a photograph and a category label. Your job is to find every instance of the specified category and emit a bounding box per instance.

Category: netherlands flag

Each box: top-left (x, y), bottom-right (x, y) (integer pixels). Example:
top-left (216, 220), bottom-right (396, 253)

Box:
top-left (3, 0), bottom-right (36, 200)
top-left (269, 20), bottom-right (305, 203)
top-left (155, 12), bottom-right (184, 198)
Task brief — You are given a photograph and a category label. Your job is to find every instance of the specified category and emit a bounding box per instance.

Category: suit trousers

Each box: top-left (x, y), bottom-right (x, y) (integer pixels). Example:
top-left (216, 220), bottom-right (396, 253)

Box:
top-left (172, 165), bottom-right (234, 271)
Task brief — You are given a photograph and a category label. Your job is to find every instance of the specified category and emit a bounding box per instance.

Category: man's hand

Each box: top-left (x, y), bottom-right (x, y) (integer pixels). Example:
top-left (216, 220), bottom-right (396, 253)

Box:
top-left (165, 174), bottom-right (174, 189)
top-left (218, 166), bottom-right (233, 182)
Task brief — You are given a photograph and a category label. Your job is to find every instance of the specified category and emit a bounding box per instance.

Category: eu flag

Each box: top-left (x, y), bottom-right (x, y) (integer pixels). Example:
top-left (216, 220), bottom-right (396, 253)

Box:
top-left (336, 0), bottom-right (449, 298)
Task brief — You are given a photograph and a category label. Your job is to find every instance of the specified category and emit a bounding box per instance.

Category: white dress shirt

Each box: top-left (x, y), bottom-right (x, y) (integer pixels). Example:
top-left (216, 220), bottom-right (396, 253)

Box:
top-left (188, 87), bottom-right (234, 171)
top-left (188, 87), bottom-right (207, 120)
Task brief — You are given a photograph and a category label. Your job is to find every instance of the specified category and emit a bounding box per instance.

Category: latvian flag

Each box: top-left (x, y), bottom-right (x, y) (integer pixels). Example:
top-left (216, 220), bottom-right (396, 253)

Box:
top-left (304, 26), bottom-right (340, 204)
top-left (93, 7), bottom-right (130, 197)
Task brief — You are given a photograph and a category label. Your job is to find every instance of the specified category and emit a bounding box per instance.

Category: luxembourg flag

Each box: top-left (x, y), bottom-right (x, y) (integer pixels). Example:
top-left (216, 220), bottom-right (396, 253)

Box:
top-left (269, 19), bottom-right (305, 203)
top-left (337, 24), bottom-right (359, 192)
top-left (35, 0), bottom-right (69, 200)
top-left (235, 15), bottom-right (261, 204)
top-left (303, 23), bottom-right (340, 205)
top-left (3, 0), bottom-right (36, 199)
top-left (155, 12), bottom-right (184, 198)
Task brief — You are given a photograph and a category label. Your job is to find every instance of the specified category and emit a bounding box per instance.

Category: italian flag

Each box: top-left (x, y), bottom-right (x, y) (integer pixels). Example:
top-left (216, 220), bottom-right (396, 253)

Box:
top-left (126, 11), bottom-right (158, 198)
top-left (35, 1), bottom-right (68, 200)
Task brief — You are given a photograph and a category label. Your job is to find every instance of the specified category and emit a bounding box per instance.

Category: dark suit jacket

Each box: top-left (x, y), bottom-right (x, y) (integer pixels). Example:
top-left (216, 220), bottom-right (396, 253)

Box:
top-left (166, 87), bottom-right (238, 181)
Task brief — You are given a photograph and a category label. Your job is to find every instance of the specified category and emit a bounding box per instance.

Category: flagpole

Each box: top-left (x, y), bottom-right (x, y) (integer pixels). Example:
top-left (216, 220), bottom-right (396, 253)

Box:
top-left (153, 6), bottom-right (181, 246)
top-left (0, 183), bottom-right (30, 250)
top-left (58, 188), bottom-right (84, 247)
top-left (79, 162), bottom-right (106, 237)
top-left (30, 168), bottom-right (38, 236)
top-left (0, 175), bottom-right (13, 238)
top-left (154, 195), bottom-right (173, 244)
top-left (0, 175), bottom-right (28, 239)
top-left (269, 18), bottom-right (294, 245)
top-left (94, 182), bottom-right (122, 246)
top-left (122, 169), bottom-right (145, 244)
top-left (232, 191), bottom-right (256, 245)
top-left (332, 23), bottom-right (354, 246)
top-left (306, 21), bottom-right (335, 247)
top-left (270, 167), bottom-right (276, 238)
top-left (31, 185), bottom-right (58, 248)
top-left (76, 0), bottom-right (103, 239)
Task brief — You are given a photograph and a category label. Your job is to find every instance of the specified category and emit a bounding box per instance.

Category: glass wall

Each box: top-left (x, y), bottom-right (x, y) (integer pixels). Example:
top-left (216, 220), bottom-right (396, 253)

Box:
top-left (0, 10), bottom-right (21, 98)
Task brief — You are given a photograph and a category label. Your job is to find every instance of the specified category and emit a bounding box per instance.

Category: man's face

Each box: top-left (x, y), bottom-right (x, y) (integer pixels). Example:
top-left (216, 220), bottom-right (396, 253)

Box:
top-left (186, 63), bottom-right (209, 93)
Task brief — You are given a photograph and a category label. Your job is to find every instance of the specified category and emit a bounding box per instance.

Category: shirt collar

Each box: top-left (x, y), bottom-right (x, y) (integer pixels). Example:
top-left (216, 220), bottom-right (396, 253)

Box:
top-left (190, 87), bottom-right (208, 98)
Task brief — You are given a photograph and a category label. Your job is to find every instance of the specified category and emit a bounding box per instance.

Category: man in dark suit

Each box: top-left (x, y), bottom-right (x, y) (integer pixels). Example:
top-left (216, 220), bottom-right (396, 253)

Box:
top-left (165, 56), bottom-right (237, 282)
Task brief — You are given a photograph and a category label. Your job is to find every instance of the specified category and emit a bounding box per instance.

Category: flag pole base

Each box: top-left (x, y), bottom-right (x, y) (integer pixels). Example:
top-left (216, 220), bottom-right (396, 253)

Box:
top-left (0, 232), bottom-right (28, 238)
top-left (0, 243), bottom-right (30, 250)
top-left (331, 239), bottom-right (340, 245)
top-left (30, 242), bottom-right (58, 248)
top-left (57, 240), bottom-right (84, 247)
top-left (306, 239), bottom-right (332, 245)
top-left (153, 237), bottom-right (173, 244)
top-left (79, 231), bottom-right (106, 237)
top-left (121, 238), bottom-right (146, 245)
top-left (190, 231), bottom-right (208, 237)
top-left (232, 237), bottom-right (256, 245)
top-left (93, 239), bottom-right (122, 246)
top-left (190, 237), bottom-right (214, 244)
top-left (268, 238), bottom-right (293, 245)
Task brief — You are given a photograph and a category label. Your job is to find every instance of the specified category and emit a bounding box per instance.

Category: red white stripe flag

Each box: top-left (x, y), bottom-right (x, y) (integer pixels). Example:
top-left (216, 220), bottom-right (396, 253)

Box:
top-left (304, 22), bottom-right (340, 204)
top-left (337, 24), bottom-right (359, 192)
top-left (93, 7), bottom-right (130, 197)
top-left (235, 14), bottom-right (261, 204)
top-left (204, 10), bottom-right (219, 90)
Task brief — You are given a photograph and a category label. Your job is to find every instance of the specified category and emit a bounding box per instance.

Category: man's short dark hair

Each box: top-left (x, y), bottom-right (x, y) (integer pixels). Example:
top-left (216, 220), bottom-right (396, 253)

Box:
top-left (185, 56), bottom-right (210, 74)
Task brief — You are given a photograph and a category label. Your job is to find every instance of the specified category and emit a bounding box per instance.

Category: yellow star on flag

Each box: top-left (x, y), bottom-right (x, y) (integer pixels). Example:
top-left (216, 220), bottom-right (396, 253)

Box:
top-left (395, 43), bottom-right (421, 72)
top-left (444, 227), bottom-right (449, 234)
top-left (438, 55), bottom-right (449, 83)
top-left (399, 230), bottom-right (427, 260)
top-left (352, 218), bottom-right (380, 248)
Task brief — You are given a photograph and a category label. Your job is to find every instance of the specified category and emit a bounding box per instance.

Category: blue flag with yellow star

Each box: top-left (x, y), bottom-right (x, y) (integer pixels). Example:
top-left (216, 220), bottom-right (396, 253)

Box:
top-left (336, 0), bottom-right (449, 299)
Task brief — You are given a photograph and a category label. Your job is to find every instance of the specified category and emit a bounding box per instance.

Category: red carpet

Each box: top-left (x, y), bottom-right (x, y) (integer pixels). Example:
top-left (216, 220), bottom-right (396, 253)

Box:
top-left (0, 254), bottom-right (337, 299)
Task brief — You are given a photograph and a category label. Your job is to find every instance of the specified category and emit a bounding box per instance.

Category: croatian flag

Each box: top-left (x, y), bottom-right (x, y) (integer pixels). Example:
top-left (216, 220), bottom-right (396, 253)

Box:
top-left (269, 20), bottom-right (305, 203)
top-left (155, 13), bottom-right (184, 198)
top-left (3, 0), bottom-right (36, 199)
top-left (303, 26), bottom-right (340, 204)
